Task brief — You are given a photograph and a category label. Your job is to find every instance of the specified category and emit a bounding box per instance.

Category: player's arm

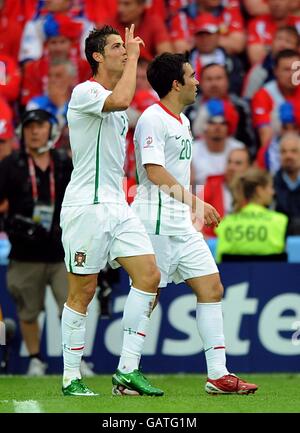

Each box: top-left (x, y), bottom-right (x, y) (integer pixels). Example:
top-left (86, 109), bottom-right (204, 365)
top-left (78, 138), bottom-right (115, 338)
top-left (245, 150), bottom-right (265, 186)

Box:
top-left (103, 24), bottom-right (145, 112)
top-left (145, 163), bottom-right (220, 227)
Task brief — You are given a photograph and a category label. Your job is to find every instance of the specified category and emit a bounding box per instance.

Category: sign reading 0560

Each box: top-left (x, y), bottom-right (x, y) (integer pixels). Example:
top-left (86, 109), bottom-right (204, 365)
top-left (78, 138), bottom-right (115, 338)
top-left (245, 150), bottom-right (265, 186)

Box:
top-left (225, 225), bottom-right (268, 242)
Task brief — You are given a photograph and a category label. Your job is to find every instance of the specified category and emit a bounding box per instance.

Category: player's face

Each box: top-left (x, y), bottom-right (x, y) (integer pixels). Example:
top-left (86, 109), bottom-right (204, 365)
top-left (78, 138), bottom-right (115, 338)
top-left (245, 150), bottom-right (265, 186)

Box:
top-left (102, 34), bottom-right (127, 76)
top-left (180, 63), bottom-right (199, 105)
top-left (23, 121), bottom-right (51, 152)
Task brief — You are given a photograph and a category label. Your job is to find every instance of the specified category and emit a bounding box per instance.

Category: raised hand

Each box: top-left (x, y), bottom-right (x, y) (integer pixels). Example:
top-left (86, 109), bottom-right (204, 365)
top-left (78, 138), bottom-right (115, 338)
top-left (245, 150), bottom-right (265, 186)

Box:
top-left (125, 24), bottom-right (145, 60)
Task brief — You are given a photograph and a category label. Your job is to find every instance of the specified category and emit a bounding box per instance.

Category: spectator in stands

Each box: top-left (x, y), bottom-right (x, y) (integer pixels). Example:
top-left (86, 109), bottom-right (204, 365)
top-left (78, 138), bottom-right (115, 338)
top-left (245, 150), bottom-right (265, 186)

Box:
top-left (195, 0), bottom-right (246, 54)
top-left (252, 49), bottom-right (300, 149)
top-left (0, 99), bottom-right (15, 162)
top-left (243, 26), bottom-right (300, 100)
top-left (26, 59), bottom-right (76, 127)
top-left (169, 0), bottom-right (246, 54)
top-left (188, 64), bottom-right (256, 155)
top-left (89, 0), bottom-right (167, 28)
top-left (0, 109), bottom-right (73, 376)
top-left (203, 148), bottom-right (251, 237)
top-left (19, 0), bottom-right (93, 63)
top-left (107, 0), bottom-right (173, 59)
top-left (243, 0), bottom-right (270, 17)
top-left (247, 0), bottom-right (300, 65)
top-left (290, 0), bottom-right (300, 16)
top-left (0, 0), bottom-right (35, 62)
top-left (190, 13), bottom-right (244, 95)
top-left (216, 168), bottom-right (288, 262)
top-left (21, 12), bottom-right (90, 106)
top-left (256, 101), bottom-right (300, 174)
top-left (274, 132), bottom-right (300, 234)
top-left (192, 98), bottom-right (245, 186)
top-left (0, 54), bottom-right (21, 106)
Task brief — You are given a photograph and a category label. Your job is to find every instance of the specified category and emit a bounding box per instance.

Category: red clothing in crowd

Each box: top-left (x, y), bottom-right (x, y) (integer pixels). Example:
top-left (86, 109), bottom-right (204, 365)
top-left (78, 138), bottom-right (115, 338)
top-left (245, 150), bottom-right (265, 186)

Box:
top-left (107, 11), bottom-right (171, 59)
top-left (0, 13), bottom-right (21, 62)
top-left (21, 54), bottom-right (90, 106)
top-left (252, 81), bottom-right (300, 130)
top-left (247, 14), bottom-right (300, 47)
top-left (0, 0), bottom-right (36, 61)
top-left (0, 96), bottom-right (14, 136)
top-left (0, 55), bottom-right (21, 104)
top-left (203, 174), bottom-right (226, 237)
top-left (169, 2), bottom-right (244, 44)
top-left (85, 0), bottom-right (167, 25)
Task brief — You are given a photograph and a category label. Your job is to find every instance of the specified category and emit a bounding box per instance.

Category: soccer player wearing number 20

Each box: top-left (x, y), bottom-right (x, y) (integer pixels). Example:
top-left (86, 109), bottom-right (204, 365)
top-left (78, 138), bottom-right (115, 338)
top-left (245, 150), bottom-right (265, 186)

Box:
top-left (132, 53), bottom-right (258, 395)
top-left (60, 25), bottom-right (163, 397)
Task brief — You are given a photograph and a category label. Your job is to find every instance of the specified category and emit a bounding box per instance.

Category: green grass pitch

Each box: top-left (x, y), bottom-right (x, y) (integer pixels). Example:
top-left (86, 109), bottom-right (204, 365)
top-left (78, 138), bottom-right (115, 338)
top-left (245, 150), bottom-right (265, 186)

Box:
top-left (0, 374), bottom-right (299, 413)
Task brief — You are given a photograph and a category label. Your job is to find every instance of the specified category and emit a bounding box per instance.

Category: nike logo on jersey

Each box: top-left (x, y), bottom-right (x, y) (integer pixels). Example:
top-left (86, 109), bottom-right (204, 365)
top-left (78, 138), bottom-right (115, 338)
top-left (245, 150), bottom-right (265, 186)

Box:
top-left (175, 135), bottom-right (181, 140)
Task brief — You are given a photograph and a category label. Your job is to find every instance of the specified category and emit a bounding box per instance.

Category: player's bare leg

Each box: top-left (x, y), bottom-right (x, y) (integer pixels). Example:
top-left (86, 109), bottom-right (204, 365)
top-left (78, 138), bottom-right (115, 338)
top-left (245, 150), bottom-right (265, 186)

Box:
top-left (61, 273), bottom-right (99, 396)
top-left (112, 254), bottom-right (164, 396)
top-left (186, 273), bottom-right (258, 395)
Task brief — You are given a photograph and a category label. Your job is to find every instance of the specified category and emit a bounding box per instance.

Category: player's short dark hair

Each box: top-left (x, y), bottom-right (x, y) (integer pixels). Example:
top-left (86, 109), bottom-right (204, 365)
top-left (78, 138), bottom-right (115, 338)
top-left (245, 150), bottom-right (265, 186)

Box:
top-left (85, 25), bottom-right (120, 75)
top-left (274, 49), bottom-right (300, 67)
top-left (147, 52), bottom-right (190, 98)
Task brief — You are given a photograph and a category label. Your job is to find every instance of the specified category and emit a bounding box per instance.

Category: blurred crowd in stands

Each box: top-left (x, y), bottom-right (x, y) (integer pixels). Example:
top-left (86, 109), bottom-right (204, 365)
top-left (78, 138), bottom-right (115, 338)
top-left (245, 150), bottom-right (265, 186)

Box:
top-left (1, 0), bottom-right (300, 248)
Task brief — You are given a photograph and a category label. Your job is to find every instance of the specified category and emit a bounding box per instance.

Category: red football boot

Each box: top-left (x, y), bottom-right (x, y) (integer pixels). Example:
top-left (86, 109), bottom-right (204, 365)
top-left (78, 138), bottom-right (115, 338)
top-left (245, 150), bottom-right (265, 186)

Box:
top-left (205, 374), bottom-right (258, 395)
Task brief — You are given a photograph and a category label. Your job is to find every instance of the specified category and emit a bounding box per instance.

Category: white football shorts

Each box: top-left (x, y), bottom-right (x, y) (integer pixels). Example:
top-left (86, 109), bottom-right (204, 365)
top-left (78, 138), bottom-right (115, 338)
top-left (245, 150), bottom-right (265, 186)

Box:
top-left (149, 231), bottom-right (219, 288)
top-left (60, 202), bottom-right (154, 274)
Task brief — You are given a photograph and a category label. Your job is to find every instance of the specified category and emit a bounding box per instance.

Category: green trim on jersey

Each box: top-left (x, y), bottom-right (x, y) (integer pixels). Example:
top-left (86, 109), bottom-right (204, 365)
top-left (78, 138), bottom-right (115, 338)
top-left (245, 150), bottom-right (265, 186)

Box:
top-left (155, 190), bottom-right (162, 234)
top-left (94, 119), bottom-right (103, 204)
top-left (135, 168), bottom-right (139, 185)
top-left (69, 248), bottom-right (73, 273)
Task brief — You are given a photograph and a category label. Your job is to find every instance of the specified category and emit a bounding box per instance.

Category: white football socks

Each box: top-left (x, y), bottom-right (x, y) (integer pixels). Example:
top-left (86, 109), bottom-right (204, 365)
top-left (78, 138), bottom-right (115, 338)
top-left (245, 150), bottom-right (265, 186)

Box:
top-left (61, 303), bottom-right (87, 388)
top-left (118, 286), bottom-right (156, 373)
top-left (196, 302), bottom-right (229, 380)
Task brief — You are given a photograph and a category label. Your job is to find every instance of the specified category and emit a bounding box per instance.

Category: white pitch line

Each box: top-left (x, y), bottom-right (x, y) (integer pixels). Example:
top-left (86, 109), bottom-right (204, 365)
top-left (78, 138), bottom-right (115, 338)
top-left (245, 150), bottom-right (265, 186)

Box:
top-left (13, 400), bottom-right (42, 413)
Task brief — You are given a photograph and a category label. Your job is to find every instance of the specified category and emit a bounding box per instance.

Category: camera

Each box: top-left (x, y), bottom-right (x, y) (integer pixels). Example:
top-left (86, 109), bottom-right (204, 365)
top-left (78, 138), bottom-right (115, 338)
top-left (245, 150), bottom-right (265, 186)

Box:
top-left (5, 214), bottom-right (49, 243)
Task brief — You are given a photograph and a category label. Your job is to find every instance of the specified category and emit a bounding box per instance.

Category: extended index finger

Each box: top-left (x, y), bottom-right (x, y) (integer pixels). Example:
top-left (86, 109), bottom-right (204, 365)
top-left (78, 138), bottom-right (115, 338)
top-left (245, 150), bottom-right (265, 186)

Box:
top-left (128, 23), bottom-right (135, 39)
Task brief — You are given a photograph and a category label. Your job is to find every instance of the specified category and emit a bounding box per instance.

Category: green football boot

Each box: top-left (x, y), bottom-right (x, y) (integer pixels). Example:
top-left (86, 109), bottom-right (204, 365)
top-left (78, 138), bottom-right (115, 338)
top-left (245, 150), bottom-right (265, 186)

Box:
top-left (62, 378), bottom-right (99, 396)
top-left (112, 369), bottom-right (164, 396)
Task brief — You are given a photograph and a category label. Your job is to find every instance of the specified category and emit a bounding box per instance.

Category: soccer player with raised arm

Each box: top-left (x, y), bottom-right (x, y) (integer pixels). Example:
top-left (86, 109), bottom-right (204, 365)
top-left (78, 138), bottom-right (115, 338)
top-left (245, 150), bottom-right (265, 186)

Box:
top-left (131, 52), bottom-right (258, 395)
top-left (60, 25), bottom-right (163, 397)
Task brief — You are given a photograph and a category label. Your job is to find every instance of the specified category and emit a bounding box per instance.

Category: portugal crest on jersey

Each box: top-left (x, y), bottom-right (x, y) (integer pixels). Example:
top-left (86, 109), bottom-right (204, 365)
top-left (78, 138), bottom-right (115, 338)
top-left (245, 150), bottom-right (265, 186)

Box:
top-left (74, 251), bottom-right (86, 267)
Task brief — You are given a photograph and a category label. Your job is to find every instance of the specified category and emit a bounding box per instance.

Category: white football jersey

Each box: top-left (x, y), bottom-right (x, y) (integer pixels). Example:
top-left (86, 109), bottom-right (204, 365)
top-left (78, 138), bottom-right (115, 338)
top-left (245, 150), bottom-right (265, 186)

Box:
top-left (132, 102), bottom-right (196, 235)
top-left (62, 79), bottom-right (128, 207)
